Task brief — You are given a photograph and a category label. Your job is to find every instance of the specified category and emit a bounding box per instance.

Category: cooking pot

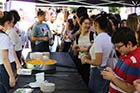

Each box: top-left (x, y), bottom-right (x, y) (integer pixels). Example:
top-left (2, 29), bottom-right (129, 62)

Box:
top-left (26, 52), bottom-right (56, 71)
top-left (26, 59), bottom-right (56, 71)
top-left (26, 57), bottom-right (56, 71)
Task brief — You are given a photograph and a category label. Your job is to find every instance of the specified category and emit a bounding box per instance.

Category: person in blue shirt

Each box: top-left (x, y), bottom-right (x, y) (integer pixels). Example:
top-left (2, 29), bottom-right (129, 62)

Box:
top-left (31, 9), bottom-right (52, 52)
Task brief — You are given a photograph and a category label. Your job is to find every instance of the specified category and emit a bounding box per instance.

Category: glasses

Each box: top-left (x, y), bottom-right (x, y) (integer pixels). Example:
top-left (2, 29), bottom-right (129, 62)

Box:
top-left (114, 44), bottom-right (124, 49)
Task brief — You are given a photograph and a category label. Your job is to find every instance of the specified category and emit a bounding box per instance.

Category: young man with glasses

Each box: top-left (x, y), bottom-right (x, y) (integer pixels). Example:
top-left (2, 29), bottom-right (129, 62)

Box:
top-left (101, 27), bottom-right (140, 93)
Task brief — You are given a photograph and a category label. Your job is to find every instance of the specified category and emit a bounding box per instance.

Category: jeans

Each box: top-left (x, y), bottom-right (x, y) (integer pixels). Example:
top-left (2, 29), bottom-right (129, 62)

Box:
top-left (0, 62), bottom-right (16, 93)
top-left (89, 67), bottom-right (109, 93)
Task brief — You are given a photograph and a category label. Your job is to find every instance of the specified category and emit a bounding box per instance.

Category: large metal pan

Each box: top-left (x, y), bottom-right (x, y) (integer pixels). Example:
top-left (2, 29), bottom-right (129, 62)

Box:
top-left (26, 59), bottom-right (56, 71)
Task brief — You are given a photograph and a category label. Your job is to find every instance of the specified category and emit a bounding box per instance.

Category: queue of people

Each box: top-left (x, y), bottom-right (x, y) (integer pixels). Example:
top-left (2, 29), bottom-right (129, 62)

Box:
top-left (0, 6), bottom-right (140, 93)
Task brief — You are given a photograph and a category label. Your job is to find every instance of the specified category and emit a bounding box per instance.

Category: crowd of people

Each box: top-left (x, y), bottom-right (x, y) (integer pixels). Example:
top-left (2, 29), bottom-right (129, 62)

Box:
top-left (0, 6), bottom-right (140, 93)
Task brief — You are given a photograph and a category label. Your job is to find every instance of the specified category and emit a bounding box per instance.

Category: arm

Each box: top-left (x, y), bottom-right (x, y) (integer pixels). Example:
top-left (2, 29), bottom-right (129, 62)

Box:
top-left (61, 23), bottom-right (65, 36)
top-left (62, 34), bottom-right (67, 41)
top-left (62, 30), bottom-right (67, 41)
top-left (81, 38), bottom-right (103, 66)
top-left (14, 27), bottom-right (21, 37)
top-left (2, 50), bottom-right (15, 87)
top-left (27, 24), bottom-right (34, 31)
top-left (101, 67), bottom-right (136, 93)
top-left (13, 48), bottom-right (22, 69)
top-left (31, 36), bottom-right (49, 41)
top-left (31, 24), bottom-right (49, 41)
top-left (68, 34), bottom-right (76, 41)
top-left (24, 35), bottom-right (29, 48)
top-left (67, 30), bottom-right (81, 41)
top-left (59, 31), bottom-right (67, 52)
top-left (81, 53), bottom-right (102, 66)
top-left (75, 15), bottom-right (81, 29)
top-left (72, 43), bottom-right (79, 56)
top-left (111, 75), bottom-right (136, 92)
top-left (73, 30), bottom-right (81, 39)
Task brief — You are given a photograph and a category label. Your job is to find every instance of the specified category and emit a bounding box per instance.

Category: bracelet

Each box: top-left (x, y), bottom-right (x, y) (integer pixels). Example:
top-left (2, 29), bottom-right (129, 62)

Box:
top-left (84, 59), bottom-right (87, 64)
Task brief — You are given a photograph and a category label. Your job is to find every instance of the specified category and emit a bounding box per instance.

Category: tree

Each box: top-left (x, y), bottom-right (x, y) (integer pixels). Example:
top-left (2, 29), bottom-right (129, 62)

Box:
top-left (109, 7), bottom-right (120, 14)
top-left (71, 7), bottom-right (78, 13)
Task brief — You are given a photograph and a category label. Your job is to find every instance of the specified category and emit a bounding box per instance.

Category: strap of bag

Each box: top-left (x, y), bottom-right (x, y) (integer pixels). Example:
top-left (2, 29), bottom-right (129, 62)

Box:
top-left (112, 49), bottom-right (118, 58)
top-left (107, 48), bottom-right (118, 69)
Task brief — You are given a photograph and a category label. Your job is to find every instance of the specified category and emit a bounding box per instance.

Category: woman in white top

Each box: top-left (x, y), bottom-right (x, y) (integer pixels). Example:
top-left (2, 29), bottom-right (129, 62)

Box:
top-left (72, 16), bottom-right (92, 85)
top-left (81, 15), bottom-right (113, 93)
top-left (6, 10), bottom-right (23, 64)
top-left (0, 11), bottom-right (21, 93)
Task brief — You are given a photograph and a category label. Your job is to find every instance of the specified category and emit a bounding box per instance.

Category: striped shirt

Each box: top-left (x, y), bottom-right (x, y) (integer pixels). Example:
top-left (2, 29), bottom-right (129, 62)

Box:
top-left (109, 47), bottom-right (140, 93)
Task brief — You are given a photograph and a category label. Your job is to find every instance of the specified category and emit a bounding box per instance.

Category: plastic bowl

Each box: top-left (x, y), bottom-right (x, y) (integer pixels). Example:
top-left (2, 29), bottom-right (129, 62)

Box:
top-left (40, 82), bottom-right (55, 93)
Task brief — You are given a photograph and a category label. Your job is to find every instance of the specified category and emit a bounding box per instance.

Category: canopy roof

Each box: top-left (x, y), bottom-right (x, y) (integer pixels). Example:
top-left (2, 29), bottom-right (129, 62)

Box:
top-left (12, 0), bottom-right (140, 7)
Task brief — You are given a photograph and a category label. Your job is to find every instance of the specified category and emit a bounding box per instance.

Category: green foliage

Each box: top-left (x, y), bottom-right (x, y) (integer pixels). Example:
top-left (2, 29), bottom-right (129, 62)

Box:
top-left (71, 7), bottom-right (78, 13)
top-left (109, 7), bottom-right (120, 13)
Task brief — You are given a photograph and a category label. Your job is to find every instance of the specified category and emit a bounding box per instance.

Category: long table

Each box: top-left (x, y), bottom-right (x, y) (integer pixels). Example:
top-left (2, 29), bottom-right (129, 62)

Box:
top-left (10, 52), bottom-right (89, 93)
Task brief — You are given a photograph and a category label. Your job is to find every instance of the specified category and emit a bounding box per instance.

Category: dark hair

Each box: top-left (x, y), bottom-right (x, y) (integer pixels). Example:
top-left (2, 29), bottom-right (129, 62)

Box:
top-left (56, 9), bottom-right (61, 14)
top-left (90, 14), bottom-right (96, 21)
top-left (65, 11), bottom-right (69, 16)
top-left (120, 19), bottom-right (127, 24)
top-left (0, 11), bottom-right (13, 26)
top-left (68, 19), bottom-right (74, 30)
top-left (114, 14), bottom-right (121, 23)
top-left (112, 27), bottom-right (138, 46)
top-left (0, 11), bottom-right (13, 33)
top-left (10, 10), bottom-right (20, 25)
top-left (73, 15), bottom-right (76, 19)
top-left (72, 10), bottom-right (76, 14)
top-left (76, 7), bottom-right (88, 18)
top-left (126, 13), bottom-right (138, 32)
top-left (108, 16), bottom-right (118, 30)
top-left (107, 20), bottom-right (114, 36)
top-left (95, 14), bottom-right (112, 36)
top-left (37, 9), bottom-right (45, 16)
top-left (90, 14), bottom-right (96, 25)
top-left (120, 19), bottom-right (127, 27)
top-left (80, 16), bottom-right (90, 25)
